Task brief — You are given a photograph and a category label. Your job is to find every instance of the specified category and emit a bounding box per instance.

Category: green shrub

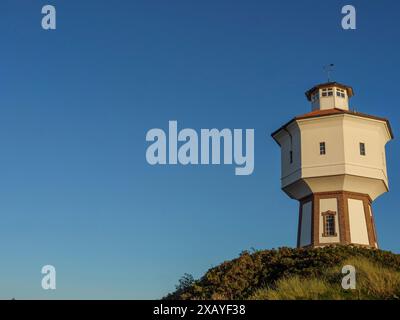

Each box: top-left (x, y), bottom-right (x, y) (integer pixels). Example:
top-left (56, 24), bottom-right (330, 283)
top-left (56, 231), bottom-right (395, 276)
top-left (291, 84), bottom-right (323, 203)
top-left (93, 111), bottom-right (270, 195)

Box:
top-left (164, 246), bottom-right (400, 300)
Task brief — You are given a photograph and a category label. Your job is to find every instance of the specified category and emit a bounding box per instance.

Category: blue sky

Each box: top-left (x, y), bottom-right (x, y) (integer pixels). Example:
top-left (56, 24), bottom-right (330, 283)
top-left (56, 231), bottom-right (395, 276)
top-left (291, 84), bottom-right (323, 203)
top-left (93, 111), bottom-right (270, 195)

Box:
top-left (0, 0), bottom-right (399, 299)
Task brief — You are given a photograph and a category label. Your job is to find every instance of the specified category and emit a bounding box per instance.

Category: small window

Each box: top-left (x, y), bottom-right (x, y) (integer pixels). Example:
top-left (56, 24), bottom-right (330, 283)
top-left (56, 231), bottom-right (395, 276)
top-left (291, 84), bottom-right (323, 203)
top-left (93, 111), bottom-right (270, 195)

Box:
top-left (336, 88), bottom-right (346, 98)
top-left (360, 143), bottom-right (366, 156)
top-left (290, 151), bottom-right (293, 164)
top-left (322, 88), bottom-right (333, 97)
top-left (322, 211), bottom-right (337, 237)
top-left (320, 142), bottom-right (326, 155)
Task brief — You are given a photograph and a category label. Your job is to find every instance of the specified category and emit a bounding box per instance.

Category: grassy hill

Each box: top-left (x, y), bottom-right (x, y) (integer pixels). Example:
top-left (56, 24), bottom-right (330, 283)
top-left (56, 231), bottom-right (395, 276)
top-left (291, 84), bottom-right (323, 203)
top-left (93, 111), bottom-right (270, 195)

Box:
top-left (165, 246), bottom-right (400, 300)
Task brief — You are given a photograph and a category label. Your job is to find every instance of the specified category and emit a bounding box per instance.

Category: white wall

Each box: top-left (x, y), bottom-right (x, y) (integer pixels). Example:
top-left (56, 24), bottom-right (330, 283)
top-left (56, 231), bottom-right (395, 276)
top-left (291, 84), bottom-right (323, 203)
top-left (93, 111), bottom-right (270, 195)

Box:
top-left (278, 122), bottom-right (302, 188)
top-left (300, 116), bottom-right (345, 176)
top-left (300, 201), bottom-right (312, 247)
top-left (298, 114), bottom-right (390, 200)
top-left (342, 116), bottom-right (389, 181)
top-left (274, 101), bottom-right (392, 202)
top-left (348, 199), bottom-right (370, 245)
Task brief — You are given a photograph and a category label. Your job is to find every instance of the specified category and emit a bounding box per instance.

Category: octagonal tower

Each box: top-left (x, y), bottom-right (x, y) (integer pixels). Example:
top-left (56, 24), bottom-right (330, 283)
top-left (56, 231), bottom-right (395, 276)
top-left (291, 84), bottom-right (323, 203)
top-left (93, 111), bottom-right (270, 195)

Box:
top-left (272, 82), bottom-right (393, 248)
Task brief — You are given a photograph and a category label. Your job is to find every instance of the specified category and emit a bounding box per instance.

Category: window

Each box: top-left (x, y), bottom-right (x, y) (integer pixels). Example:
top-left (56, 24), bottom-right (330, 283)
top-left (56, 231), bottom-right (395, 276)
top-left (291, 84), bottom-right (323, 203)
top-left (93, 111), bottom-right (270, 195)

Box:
top-left (360, 143), bottom-right (366, 156)
top-left (336, 88), bottom-right (346, 98)
top-left (320, 142), bottom-right (326, 155)
top-left (322, 88), bottom-right (333, 97)
top-left (322, 211), bottom-right (337, 237)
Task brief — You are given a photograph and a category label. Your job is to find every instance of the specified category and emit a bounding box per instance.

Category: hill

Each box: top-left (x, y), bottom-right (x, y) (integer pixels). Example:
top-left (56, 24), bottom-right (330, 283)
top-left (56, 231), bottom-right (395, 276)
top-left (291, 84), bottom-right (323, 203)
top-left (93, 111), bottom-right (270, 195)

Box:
top-left (165, 246), bottom-right (400, 300)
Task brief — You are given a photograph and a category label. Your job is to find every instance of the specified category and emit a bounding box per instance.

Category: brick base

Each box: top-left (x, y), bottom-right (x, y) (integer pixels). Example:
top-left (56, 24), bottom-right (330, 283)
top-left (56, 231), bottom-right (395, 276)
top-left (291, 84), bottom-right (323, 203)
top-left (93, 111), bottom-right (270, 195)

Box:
top-left (297, 191), bottom-right (378, 249)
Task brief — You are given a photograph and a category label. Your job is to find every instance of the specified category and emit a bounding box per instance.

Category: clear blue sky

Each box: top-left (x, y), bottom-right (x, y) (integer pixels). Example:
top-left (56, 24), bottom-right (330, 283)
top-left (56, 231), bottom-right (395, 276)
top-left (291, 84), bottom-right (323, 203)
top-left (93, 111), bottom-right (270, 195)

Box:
top-left (0, 0), bottom-right (399, 299)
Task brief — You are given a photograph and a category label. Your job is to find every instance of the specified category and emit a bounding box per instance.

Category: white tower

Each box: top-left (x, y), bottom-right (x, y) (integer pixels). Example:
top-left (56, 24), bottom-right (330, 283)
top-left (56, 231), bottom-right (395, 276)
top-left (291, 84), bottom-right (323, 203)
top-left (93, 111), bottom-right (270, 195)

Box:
top-left (272, 82), bottom-right (393, 248)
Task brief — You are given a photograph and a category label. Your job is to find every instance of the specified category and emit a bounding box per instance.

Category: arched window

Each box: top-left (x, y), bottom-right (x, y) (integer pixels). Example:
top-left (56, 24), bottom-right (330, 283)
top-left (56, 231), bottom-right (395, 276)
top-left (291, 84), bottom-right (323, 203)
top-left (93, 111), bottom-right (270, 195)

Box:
top-left (322, 210), bottom-right (337, 237)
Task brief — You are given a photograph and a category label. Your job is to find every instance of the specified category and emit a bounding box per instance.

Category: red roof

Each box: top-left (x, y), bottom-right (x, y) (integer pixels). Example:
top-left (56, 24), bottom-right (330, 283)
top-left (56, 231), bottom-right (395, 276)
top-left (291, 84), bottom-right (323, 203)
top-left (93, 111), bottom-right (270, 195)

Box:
top-left (271, 108), bottom-right (394, 140)
top-left (295, 108), bottom-right (346, 119)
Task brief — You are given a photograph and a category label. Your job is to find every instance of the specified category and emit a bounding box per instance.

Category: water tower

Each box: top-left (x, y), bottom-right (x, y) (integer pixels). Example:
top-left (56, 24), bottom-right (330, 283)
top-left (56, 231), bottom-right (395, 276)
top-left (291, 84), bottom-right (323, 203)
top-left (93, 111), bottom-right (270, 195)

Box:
top-left (272, 82), bottom-right (393, 248)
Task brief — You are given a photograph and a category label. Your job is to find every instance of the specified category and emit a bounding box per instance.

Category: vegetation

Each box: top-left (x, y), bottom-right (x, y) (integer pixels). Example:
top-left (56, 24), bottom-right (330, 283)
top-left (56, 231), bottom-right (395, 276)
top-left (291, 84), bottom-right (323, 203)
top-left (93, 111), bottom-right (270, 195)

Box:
top-left (164, 246), bottom-right (400, 300)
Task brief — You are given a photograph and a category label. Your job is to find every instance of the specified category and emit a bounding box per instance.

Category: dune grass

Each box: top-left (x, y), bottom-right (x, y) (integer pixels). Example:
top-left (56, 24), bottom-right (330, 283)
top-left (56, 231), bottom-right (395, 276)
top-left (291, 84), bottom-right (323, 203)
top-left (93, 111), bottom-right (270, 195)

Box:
top-left (249, 257), bottom-right (400, 300)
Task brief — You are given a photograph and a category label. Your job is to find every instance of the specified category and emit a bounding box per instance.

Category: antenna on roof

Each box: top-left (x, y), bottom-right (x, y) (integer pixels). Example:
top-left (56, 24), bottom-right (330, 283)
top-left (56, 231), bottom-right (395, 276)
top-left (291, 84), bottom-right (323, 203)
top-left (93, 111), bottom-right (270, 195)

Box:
top-left (323, 64), bottom-right (335, 82)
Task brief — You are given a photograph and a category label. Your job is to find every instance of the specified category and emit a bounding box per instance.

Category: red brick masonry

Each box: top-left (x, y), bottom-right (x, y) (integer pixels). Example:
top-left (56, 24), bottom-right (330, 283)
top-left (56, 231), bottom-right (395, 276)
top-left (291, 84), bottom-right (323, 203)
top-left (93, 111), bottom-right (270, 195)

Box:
top-left (297, 191), bottom-right (377, 248)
